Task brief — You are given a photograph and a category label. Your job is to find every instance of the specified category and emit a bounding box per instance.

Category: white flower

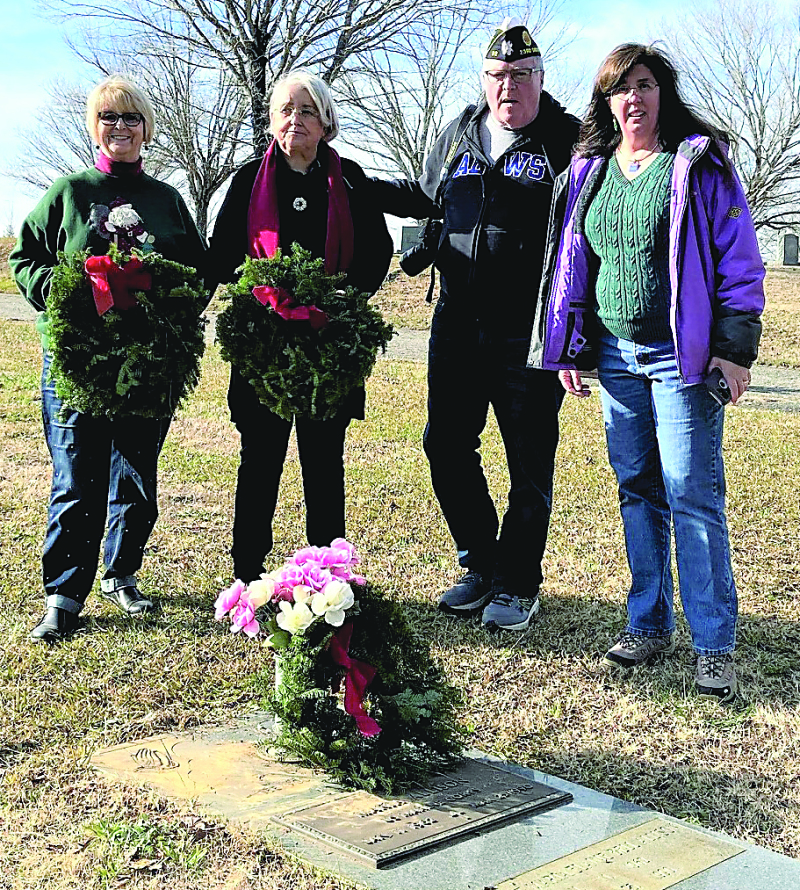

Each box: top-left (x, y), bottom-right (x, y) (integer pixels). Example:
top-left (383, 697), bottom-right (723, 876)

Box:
top-left (310, 579), bottom-right (354, 627)
top-left (244, 577), bottom-right (276, 608)
top-left (107, 204), bottom-right (142, 229)
top-left (276, 599), bottom-right (316, 635)
top-left (292, 585), bottom-right (313, 604)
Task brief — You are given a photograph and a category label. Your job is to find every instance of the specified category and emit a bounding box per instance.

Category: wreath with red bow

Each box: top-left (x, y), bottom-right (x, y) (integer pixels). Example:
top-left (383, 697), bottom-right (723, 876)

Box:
top-left (215, 245), bottom-right (395, 420)
top-left (46, 244), bottom-right (207, 418)
top-left (262, 581), bottom-right (466, 795)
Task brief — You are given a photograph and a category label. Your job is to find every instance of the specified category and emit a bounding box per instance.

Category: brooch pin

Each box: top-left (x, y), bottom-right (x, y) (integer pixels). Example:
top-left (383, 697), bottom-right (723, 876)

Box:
top-left (293, 197), bottom-right (307, 212)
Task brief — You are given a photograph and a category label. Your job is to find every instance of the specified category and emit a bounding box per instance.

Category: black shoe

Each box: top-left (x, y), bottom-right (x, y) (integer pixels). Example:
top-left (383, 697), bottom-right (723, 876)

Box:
top-left (438, 571), bottom-right (493, 615)
top-left (101, 586), bottom-right (154, 615)
top-left (30, 607), bottom-right (80, 643)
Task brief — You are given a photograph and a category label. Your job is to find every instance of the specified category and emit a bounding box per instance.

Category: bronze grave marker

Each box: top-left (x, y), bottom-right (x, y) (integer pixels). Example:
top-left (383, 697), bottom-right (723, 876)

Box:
top-left (91, 727), bottom-right (348, 827)
top-left (273, 759), bottom-right (572, 867)
top-left (497, 817), bottom-right (744, 890)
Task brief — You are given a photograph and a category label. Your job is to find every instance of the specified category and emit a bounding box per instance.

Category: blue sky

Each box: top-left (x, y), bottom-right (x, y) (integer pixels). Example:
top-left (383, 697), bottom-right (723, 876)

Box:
top-left (0, 0), bottom-right (713, 233)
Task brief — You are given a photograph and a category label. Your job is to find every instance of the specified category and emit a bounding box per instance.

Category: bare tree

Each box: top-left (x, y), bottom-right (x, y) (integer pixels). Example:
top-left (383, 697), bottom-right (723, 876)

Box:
top-left (4, 79), bottom-right (96, 191)
top-left (2, 203), bottom-right (15, 238)
top-left (4, 75), bottom-right (174, 194)
top-left (337, 1), bottom-right (581, 183)
top-left (661, 0), bottom-right (800, 234)
top-left (148, 57), bottom-right (249, 237)
top-left (336, 12), bottom-right (478, 183)
top-left (39, 0), bottom-right (454, 153)
top-left (76, 41), bottom-right (251, 237)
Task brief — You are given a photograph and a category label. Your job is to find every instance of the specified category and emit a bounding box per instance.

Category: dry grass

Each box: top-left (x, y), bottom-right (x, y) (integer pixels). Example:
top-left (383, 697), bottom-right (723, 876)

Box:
top-left (1, 314), bottom-right (799, 888)
top-left (758, 268), bottom-right (800, 368)
top-left (371, 258), bottom-right (436, 331)
top-left (0, 237), bottom-right (15, 292)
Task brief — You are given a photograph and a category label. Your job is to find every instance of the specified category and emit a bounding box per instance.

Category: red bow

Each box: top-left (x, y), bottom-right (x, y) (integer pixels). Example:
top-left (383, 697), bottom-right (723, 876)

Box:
top-left (253, 285), bottom-right (328, 330)
top-left (85, 255), bottom-right (151, 316)
top-left (329, 622), bottom-right (381, 737)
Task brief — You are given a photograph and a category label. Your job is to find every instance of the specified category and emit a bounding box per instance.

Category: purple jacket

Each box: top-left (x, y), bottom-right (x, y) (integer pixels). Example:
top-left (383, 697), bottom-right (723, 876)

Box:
top-left (528, 135), bottom-right (765, 382)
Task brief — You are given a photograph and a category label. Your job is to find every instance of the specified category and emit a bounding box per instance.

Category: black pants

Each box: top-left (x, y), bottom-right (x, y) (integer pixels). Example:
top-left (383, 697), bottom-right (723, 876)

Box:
top-left (424, 316), bottom-right (564, 591)
top-left (228, 370), bottom-right (351, 582)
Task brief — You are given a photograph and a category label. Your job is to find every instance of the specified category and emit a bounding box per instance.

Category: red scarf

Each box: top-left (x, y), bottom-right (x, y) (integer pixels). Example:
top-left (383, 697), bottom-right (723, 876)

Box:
top-left (247, 140), bottom-right (355, 275)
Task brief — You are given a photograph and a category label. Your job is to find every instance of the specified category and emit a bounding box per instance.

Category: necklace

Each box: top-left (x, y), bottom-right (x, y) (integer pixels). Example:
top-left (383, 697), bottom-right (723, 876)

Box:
top-left (617, 145), bottom-right (660, 173)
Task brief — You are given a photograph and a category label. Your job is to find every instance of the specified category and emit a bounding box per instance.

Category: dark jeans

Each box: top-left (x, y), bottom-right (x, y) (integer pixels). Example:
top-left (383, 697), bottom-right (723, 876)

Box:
top-left (228, 370), bottom-right (351, 582)
top-left (41, 355), bottom-right (170, 613)
top-left (424, 318), bottom-right (564, 590)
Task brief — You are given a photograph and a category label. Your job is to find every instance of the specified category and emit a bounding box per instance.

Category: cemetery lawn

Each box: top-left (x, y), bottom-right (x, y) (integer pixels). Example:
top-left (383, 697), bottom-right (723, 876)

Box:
top-left (1, 271), bottom-right (799, 887)
top-left (370, 260), bottom-right (800, 375)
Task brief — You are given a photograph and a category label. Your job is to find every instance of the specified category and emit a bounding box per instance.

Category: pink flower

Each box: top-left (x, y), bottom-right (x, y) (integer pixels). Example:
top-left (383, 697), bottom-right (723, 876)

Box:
top-left (215, 579), bottom-right (245, 621)
top-left (290, 546), bottom-right (327, 567)
top-left (299, 564), bottom-right (334, 592)
top-left (265, 566), bottom-right (306, 602)
top-left (230, 601), bottom-right (260, 637)
top-left (327, 538), bottom-right (358, 567)
top-left (287, 539), bottom-right (364, 584)
top-left (330, 566), bottom-right (366, 585)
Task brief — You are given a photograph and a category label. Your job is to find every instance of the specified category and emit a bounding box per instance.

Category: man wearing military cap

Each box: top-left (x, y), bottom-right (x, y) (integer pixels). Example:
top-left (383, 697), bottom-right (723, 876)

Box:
top-left (371, 18), bottom-right (580, 630)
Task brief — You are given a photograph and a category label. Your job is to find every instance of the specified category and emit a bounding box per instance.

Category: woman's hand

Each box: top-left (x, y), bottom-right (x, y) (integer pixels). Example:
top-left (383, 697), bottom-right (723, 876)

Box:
top-left (707, 357), bottom-right (751, 405)
top-left (558, 369), bottom-right (591, 398)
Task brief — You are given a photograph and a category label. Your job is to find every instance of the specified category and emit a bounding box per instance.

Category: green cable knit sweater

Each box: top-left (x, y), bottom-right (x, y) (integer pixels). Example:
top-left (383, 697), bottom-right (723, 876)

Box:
top-left (10, 165), bottom-right (206, 348)
top-left (585, 152), bottom-right (674, 343)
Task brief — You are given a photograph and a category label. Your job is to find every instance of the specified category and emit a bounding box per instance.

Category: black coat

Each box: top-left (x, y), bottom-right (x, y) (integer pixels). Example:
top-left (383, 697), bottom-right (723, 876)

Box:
top-left (209, 143), bottom-right (393, 421)
top-left (370, 94), bottom-right (580, 336)
top-left (208, 144), bottom-right (392, 297)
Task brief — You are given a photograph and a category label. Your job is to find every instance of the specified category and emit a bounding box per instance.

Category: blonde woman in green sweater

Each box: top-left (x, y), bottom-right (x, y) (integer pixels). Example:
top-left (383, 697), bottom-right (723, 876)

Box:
top-left (10, 75), bottom-right (206, 643)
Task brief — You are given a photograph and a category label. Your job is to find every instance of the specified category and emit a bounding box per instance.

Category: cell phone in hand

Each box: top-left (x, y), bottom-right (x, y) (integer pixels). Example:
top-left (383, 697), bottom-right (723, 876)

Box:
top-left (703, 367), bottom-right (732, 405)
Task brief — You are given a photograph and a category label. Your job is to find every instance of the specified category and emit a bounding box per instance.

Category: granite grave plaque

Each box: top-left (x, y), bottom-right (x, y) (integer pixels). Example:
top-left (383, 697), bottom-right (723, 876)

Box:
top-left (497, 817), bottom-right (744, 890)
top-left (273, 759), bottom-right (572, 867)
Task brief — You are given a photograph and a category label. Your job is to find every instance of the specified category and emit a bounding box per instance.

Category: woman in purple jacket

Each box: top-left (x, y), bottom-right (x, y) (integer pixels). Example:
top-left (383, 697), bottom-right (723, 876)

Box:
top-left (530, 44), bottom-right (764, 702)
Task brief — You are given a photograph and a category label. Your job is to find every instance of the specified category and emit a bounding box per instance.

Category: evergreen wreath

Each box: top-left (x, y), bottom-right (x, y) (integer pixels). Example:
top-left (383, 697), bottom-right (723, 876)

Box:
top-left (215, 245), bottom-right (395, 421)
top-left (215, 542), bottom-right (466, 795)
top-left (47, 244), bottom-right (207, 418)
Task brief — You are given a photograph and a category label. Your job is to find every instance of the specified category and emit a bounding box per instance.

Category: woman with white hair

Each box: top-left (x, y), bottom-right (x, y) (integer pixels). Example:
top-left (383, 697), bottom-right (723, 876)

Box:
top-left (208, 70), bottom-right (392, 583)
top-left (10, 75), bottom-right (206, 643)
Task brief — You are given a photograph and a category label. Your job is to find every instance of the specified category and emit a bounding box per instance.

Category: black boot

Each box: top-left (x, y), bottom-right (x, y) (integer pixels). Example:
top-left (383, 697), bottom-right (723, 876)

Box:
top-left (30, 607), bottom-right (79, 643)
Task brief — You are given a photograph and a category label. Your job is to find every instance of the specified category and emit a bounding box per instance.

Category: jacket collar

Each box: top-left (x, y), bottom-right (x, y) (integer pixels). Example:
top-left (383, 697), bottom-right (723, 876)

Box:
top-left (465, 92), bottom-right (577, 163)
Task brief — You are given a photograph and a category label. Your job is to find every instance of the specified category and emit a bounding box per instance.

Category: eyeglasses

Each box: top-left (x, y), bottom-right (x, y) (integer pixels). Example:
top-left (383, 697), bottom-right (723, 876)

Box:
top-left (483, 68), bottom-right (536, 85)
top-left (97, 111), bottom-right (145, 127)
top-left (607, 80), bottom-right (659, 98)
top-left (276, 104), bottom-right (321, 121)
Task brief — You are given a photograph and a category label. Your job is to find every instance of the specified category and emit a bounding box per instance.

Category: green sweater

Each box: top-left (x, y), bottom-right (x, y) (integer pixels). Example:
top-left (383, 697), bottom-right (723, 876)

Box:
top-left (585, 152), bottom-right (674, 343)
top-left (10, 166), bottom-right (206, 346)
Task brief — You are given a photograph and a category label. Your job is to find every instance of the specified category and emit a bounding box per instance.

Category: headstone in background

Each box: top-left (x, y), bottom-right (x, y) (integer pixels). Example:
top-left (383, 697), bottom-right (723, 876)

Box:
top-left (400, 224), bottom-right (425, 254)
top-left (782, 233), bottom-right (799, 266)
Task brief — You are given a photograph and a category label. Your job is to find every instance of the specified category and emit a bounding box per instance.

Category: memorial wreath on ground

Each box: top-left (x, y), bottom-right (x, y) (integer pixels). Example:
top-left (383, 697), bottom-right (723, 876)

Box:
top-left (215, 540), bottom-right (466, 794)
top-left (215, 244), bottom-right (395, 421)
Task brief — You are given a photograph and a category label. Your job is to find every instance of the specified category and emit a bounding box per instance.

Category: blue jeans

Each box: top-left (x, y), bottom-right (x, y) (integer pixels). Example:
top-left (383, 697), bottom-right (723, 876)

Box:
top-left (41, 355), bottom-right (170, 613)
top-left (597, 334), bottom-right (737, 654)
top-left (424, 315), bottom-right (564, 590)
